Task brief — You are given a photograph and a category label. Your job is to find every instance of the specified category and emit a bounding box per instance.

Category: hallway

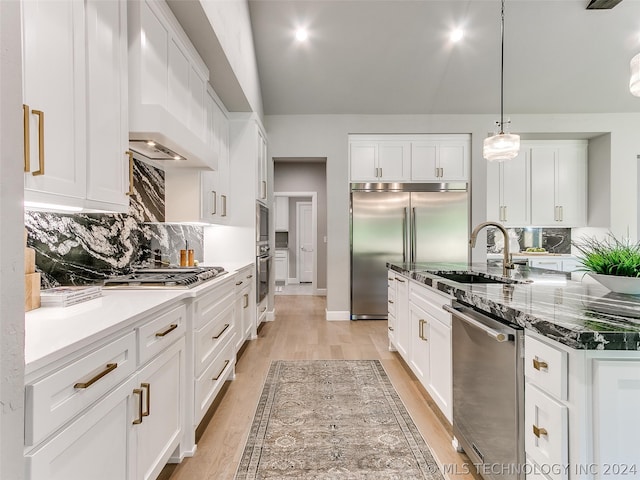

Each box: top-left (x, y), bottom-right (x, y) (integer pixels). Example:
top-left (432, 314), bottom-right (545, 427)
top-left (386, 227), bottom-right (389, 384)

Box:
top-left (161, 295), bottom-right (475, 480)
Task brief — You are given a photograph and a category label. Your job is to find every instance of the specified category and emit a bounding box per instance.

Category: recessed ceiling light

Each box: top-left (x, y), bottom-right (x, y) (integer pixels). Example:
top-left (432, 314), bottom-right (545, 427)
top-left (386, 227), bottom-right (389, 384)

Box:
top-left (450, 28), bottom-right (464, 43)
top-left (295, 28), bottom-right (308, 42)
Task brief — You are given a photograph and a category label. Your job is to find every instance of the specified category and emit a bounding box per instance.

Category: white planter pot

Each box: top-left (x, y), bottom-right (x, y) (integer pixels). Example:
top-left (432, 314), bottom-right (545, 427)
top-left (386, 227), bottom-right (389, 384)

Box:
top-left (589, 273), bottom-right (640, 295)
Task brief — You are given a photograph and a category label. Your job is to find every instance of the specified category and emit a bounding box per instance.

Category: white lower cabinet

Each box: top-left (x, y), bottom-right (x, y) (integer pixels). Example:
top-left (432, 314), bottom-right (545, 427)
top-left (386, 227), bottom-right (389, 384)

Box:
top-left (25, 304), bottom-right (187, 480)
top-left (235, 265), bottom-right (256, 351)
top-left (387, 270), bottom-right (452, 422)
top-left (26, 375), bottom-right (137, 480)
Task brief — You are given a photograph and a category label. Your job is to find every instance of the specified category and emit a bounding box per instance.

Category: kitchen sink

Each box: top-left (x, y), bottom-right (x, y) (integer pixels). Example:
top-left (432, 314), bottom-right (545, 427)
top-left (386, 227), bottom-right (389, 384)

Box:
top-left (435, 271), bottom-right (523, 284)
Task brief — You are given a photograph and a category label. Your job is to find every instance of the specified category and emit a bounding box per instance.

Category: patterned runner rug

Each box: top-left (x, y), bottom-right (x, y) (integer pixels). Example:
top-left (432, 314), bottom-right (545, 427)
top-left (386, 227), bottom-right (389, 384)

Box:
top-left (235, 360), bottom-right (445, 479)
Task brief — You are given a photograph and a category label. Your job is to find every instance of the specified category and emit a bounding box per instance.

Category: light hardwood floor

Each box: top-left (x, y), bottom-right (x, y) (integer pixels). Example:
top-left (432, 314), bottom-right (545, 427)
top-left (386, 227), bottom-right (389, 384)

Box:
top-left (160, 295), bottom-right (478, 480)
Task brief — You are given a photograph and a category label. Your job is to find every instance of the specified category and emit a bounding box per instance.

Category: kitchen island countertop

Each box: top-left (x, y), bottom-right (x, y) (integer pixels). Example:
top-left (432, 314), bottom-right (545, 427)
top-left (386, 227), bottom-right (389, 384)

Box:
top-left (388, 262), bottom-right (640, 351)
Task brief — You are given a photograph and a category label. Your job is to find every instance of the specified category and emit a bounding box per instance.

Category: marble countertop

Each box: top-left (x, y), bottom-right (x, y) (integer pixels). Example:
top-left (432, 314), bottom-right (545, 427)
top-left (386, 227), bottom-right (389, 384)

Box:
top-left (387, 262), bottom-right (640, 351)
top-left (25, 262), bottom-right (253, 374)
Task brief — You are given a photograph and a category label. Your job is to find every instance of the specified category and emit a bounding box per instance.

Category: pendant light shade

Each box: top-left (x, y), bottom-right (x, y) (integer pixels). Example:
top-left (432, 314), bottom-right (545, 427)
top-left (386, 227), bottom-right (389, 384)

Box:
top-left (630, 52), bottom-right (640, 97)
top-left (483, 132), bottom-right (521, 162)
top-left (483, 0), bottom-right (520, 162)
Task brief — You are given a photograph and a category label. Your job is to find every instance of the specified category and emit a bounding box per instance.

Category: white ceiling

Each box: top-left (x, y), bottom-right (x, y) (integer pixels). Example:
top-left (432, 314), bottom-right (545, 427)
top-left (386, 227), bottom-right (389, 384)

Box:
top-left (247, 0), bottom-right (640, 115)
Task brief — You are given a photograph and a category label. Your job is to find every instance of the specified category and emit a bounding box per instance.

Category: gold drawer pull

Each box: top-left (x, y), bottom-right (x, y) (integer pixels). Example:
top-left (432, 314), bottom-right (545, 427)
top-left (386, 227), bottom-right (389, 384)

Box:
top-left (211, 190), bottom-right (217, 214)
top-left (32, 109), bottom-right (45, 175)
top-left (395, 278), bottom-right (405, 283)
top-left (533, 424), bottom-right (548, 438)
top-left (155, 323), bottom-right (178, 337)
top-left (213, 323), bottom-right (230, 339)
top-left (141, 383), bottom-right (150, 417)
top-left (133, 388), bottom-right (143, 425)
top-left (74, 363), bottom-right (118, 389)
top-left (533, 358), bottom-right (549, 371)
top-left (388, 326), bottom-right (394, 332)
top-left (236, 280), bottom-right (243, 286)
top-left (388, 299), bottom-right (394, 304)
top-left (243, 293), bottom-right (249, 308)
top-left (212, 360), bottom-right (230, 381)
top-left (125, 151), bottom-right (134, 195)
top-left (247, 274), bottom-right (253, 279)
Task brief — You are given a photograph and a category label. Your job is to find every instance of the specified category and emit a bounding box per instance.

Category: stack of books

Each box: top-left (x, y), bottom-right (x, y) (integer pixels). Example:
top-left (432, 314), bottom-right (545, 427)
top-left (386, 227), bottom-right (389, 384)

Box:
top-left (40, 285), bottom-right (103, 308)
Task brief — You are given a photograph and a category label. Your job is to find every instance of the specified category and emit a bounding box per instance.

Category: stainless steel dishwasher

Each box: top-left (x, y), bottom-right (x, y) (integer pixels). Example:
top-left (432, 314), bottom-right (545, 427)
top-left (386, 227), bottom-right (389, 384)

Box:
top-left (443, 302), bottom-right (525, 480)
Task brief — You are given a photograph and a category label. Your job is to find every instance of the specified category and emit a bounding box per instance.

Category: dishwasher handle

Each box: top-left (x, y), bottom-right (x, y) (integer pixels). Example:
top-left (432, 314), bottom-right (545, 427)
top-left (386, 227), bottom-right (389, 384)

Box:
top-left (443, 304), bottom-right (511, 343)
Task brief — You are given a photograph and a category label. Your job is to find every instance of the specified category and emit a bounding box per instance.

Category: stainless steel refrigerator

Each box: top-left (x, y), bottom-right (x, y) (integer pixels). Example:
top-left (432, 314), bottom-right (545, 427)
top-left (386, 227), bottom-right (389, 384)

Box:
top-left (350, 183), bottom-right (469, 320)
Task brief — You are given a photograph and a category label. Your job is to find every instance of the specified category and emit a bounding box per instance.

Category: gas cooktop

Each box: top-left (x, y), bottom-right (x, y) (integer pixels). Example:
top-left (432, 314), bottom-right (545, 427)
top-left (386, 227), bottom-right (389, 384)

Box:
top-left (103, 266), bottom-right (227, 289)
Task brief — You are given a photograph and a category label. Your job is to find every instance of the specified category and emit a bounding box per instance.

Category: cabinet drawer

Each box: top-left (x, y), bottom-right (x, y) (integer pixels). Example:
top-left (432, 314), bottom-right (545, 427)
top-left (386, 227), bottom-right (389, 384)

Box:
top-left (387, 286), bottom-right (396, 318)
top-left (234, 267), bottom-right (254, 292)
top-left (194, 300), bottom-right (235, 376)
top-left (25, 331), bottom-right (136, 446)
top-left (194, 337), bottom-right (235, 425)
top-left (138, 304), bottom-right (186, 365)
top-left (193, 278), bottom-right (235, 329)
top-left (525, 384), bottom-right (568, 480)
top-left (525, 335), bottom-right (567, 400)
top-left (409, 282), bottom-right (452, 326)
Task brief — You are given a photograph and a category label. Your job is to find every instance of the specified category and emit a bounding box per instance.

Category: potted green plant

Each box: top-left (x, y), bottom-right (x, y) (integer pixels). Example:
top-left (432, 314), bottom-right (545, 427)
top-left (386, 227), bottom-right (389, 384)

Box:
top-left (572, 233), bottom-right (640, 294)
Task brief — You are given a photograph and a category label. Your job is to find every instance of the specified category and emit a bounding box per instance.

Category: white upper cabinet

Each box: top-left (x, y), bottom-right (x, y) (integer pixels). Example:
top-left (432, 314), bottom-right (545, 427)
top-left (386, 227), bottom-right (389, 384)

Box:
top-left (349, 140), bottom-right (410, 182)
top-left (256, 128), bottom-right (268, 202)
top-left (275, 196), bottom-right (289, 231)
top-left (349, 135), bottom-right (469, 183)
top-left (530, 141), bottom-right (587, 227)
top-left (486, 148), bottom-right (530, 226)
top-left (411, 136), bottom-right (469, 182)
top-left (22, 0), bottom-right (129, 212)
top-left (127, 0), bottom-right (212, 169)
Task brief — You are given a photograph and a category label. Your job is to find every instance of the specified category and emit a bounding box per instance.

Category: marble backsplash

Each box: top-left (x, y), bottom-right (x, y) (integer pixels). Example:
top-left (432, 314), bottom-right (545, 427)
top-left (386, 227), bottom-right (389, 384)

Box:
top-left (487, 227), bottom-right (571, 254)
top-left (25, 159), bottom-right (203, 287)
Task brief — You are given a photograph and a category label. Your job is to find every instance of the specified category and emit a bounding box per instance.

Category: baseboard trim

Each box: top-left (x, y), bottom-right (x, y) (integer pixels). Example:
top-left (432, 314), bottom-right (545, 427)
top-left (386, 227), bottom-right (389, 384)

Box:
top-left (266, 309), bottom-right (275, 322)
top-left (314, 288), bottom-right (327, 296)
top-left (325, 309), bottom-right (350, 321)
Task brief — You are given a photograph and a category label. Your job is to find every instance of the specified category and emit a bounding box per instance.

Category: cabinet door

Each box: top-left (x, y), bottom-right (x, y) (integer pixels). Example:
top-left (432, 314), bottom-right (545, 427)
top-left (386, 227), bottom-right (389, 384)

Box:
top-left (427, 317), bottom-right (452, 422)
top-left (22, 0), bottom-right (86, 201)
top-left (409, 303), bottom-right (429, 384)
top-left (85, 0), bottom-right (128, 209)
top-left (256, 129), bottom-right (268, 201)
top-left (275, 253), bottom-right (287, 281)
top-left (501, 148), bottom-right (530, 225)
top-left (378, 141), bottom-right (410, 181)
top-left (530, 146), bottom-right (557, 225)
top-left (394, 276), bottom-right (410, 359)
top-left (486, 160), bottom-right (502, 223)
top-left (529, 258), bottom-right (563, 271)
top-left (275, 196), bottom-right (289, 231)
top-left (410, 142), bottom-right (439, 181)
top-left (349, 142), bottom-right (378, 181)
top-left (26, 376), bottom-right (137, 480)
top-left (556, 144), bottom-right (587, 226)
top-left (438, 143), bottom-right (468, 181)
top-left (135, 339), bottom-right (184, 480)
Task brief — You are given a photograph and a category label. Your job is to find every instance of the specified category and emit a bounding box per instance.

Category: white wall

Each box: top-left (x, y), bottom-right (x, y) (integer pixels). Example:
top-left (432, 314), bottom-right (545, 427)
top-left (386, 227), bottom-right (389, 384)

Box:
top-left (0, 2), bottom-right (25, 478)
top-left (265, 113), bottom-right (640, 316)
top-left (199, 0), bottom-right (264, 120)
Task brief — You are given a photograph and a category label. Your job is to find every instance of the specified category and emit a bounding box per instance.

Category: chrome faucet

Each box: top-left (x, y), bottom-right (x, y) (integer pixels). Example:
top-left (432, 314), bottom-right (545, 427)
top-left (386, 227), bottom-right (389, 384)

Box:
top-left (470, 221), bottom-right (514, 277)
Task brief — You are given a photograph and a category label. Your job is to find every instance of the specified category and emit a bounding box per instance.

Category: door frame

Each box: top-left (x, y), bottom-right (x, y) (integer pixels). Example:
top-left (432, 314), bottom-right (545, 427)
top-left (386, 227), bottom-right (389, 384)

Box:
top-left (273, 191), bottom-right (317, 292)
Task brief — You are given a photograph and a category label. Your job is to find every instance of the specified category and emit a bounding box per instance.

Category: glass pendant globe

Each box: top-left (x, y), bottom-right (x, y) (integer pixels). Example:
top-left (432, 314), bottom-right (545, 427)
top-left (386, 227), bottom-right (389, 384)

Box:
top-left (483, 133), bottom-right (521, 162)
top-left (630, 53), bottom-right (640, 97)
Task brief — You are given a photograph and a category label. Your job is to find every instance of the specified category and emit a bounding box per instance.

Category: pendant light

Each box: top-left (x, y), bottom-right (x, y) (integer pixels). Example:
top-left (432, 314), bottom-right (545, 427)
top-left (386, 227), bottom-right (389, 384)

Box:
top-left (630, 52), bottom-right (640, 96)
top-left (483, 0), bottom-right (520, 162)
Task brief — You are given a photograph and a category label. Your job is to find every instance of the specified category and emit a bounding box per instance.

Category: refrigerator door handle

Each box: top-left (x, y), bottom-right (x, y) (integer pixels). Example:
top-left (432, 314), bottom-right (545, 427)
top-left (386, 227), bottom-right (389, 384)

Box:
top-left (402, 207), bottom-right (408, 263)
top-left (411, 207), bottom-right (417, 264)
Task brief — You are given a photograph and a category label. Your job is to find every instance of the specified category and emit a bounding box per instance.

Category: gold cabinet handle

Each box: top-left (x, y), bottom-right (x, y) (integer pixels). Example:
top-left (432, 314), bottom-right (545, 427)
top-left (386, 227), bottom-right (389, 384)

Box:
top-left (418, 319), bottom-right (428, 341)
top-left (261, 180), bottom-right (266, 199)
top-left (236, 280), bottom-right (243, 286)
top-left (155, 323), bottom-right (178, 337)
top-left (388, 326), bottom-right (394, 331)
top-left (133, 388), bottom-right (143, 425)
top-left (212, 323), bottom-right (230, 339)
top-left (533, 424), bottom-right (548, 438)
top-left (247, 274), bottom-right (253, 279)
top-left (31, 109), bottom-right (45, 175)
top-left (141, 383), bottom-right (150, 417)
top-left (388, 299), bottom-right (394, 304)
top-left (244, 293), bottom-right (249, 308)
top-left (533, 358), bottom-right (549, 371)
top-left (221, 194), bottom-right (227, 217)
top-left (395, 278), bottom-right (405, 283)
top-left (211, 190), bottom-right (217, 215)
top-left (212, 360), bottom-right (230, 381)
top-left (23, 104), bottom-right (30, 172)
top-left (74, 363), bottom-right (118, 389)
top-left (125, 151), bottom-right (134, 195)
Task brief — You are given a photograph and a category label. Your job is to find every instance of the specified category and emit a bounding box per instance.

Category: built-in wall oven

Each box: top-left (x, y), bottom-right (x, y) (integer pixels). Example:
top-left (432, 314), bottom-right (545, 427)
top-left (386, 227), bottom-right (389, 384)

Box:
top-left (256, 202), bottom-right (271, 303)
